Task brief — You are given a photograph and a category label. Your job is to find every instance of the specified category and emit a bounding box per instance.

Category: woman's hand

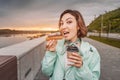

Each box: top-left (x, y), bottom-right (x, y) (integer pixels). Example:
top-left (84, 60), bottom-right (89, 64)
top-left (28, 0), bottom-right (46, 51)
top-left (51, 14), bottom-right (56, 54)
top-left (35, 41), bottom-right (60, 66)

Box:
top-left (46, 40), bottom-right (57, 52)
top-left (67, 52), bottom-right (83, 68)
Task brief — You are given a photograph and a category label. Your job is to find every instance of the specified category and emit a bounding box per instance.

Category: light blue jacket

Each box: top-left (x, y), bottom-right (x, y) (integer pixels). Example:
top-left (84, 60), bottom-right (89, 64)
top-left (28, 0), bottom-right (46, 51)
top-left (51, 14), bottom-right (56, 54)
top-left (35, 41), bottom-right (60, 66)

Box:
top-left (42, 39), bottom-right (100, 80)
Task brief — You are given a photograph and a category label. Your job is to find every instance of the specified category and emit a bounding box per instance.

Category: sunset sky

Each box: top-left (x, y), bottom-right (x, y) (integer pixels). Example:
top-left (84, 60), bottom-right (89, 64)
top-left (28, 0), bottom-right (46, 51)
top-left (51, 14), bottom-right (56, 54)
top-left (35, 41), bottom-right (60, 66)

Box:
top-left (0, 0), bottom-right (120, 31)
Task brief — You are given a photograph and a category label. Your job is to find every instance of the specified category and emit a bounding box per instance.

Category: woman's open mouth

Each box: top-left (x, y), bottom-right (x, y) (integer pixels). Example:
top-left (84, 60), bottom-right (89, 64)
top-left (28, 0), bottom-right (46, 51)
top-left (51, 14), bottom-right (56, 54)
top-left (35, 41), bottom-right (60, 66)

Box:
top-left (63, 31), bottom-right (70, 37)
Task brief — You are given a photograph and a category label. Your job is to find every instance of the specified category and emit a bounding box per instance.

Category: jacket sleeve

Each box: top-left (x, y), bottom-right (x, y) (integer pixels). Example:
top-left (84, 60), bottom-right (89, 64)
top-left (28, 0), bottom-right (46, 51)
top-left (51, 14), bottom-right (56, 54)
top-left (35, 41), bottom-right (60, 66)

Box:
top-left (41, 51), bottom-right (57, 77)
top-left (74, 46), bottom-right (100, 80)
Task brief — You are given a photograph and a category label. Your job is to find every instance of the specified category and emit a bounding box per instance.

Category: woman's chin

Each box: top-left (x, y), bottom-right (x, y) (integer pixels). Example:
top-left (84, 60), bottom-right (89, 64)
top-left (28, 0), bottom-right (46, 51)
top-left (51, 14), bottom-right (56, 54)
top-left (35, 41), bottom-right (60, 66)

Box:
top-left (62, 35), bottom-right (71, 41)
top-left (64, 37), bottom-right (71, 41)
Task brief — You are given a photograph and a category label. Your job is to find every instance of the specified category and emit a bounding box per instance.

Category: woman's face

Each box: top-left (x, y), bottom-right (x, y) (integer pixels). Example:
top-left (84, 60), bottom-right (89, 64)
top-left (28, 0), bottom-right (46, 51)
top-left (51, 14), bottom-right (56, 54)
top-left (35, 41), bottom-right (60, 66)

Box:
top-left (59, 13), bottom-right (79, 42)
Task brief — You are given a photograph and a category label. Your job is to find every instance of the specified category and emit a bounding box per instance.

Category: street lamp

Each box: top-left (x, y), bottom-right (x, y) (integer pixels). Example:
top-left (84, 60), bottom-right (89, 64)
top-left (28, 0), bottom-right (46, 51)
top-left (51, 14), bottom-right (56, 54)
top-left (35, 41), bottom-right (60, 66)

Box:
top-left (100, 11), bottom-right (107, 37)
top-left (107, 20), bottom-right (111, 38)
top-left (100, 14), bottom-right (103, 37)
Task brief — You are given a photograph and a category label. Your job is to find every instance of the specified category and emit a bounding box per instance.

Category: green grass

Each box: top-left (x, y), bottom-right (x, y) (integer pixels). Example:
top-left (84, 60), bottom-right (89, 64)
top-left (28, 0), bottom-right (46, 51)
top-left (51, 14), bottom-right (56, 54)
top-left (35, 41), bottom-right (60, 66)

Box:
top-left (88, 36), bottom-right (120, 48)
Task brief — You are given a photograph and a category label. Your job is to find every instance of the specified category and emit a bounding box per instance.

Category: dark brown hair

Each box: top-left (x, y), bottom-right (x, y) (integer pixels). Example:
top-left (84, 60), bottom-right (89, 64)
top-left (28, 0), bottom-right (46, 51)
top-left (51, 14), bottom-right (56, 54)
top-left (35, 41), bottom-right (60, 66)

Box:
top-left (59, 9), bottom-right (88, 38)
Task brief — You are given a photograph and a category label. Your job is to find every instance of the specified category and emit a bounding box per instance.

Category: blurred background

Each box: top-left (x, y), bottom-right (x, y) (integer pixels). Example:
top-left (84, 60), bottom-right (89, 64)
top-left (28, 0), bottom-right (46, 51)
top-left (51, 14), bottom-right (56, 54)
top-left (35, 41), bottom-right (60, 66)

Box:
top-left (0, 0), bottom-right (120, 80)
top-left (0, 0), bottom-right (119, 48)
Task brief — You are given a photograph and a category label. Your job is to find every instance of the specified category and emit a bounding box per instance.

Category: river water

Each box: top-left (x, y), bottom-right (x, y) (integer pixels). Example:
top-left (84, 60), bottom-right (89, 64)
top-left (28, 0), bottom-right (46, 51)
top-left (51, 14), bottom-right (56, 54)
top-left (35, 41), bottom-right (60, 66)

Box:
top-left (0, 33), bottom-right (42, 48)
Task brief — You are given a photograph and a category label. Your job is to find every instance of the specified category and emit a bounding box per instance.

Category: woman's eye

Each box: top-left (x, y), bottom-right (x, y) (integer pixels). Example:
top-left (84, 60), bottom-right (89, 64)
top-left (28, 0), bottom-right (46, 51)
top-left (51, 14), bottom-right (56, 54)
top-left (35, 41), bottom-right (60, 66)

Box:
top-left (67, 21), bottom-right (72, 24)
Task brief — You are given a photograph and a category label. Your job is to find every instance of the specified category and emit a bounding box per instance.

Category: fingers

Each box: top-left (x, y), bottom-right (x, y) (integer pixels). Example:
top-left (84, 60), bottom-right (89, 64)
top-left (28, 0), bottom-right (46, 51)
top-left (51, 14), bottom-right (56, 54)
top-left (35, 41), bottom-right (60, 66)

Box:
top-left (46, 40), bottom-right (54, 48)
top-left (46, 40), bottom-right (57, 51)
top-left (68, 53), bottom-right (82, 61)
top-left (67, 52), bottom-right (83, 68)
top-left (68, 58), bottom-right (81, 64)
top-left (68, 59), bottom-right (83, 68)
top-left (70, 62), bottom-right (83, 68)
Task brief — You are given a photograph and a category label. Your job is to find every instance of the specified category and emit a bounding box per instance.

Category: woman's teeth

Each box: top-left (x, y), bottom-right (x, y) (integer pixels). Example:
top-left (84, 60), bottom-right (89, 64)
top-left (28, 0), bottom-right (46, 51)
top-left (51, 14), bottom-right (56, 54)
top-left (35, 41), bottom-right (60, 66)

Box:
top-left (64, 32), bottom-right (69, 35)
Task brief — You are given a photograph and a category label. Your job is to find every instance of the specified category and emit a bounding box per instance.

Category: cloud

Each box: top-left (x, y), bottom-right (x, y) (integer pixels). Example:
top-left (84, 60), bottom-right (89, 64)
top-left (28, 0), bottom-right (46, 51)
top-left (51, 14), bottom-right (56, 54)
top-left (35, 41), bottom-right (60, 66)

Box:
top-left (0, 0), bottom-right (120, 30)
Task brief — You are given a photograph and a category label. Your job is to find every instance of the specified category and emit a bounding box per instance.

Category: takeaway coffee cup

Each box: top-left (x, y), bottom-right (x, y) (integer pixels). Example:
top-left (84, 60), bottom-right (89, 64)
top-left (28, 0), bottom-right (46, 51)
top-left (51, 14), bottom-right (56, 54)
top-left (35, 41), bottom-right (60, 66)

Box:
top-left (66, 45), bottom-right (79, 65)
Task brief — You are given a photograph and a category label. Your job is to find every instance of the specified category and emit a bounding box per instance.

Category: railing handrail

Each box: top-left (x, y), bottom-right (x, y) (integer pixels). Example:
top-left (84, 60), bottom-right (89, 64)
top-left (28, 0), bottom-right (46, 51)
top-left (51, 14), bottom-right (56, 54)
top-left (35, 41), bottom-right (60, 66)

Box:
top-left (0, 36), bottom-right (46, 60)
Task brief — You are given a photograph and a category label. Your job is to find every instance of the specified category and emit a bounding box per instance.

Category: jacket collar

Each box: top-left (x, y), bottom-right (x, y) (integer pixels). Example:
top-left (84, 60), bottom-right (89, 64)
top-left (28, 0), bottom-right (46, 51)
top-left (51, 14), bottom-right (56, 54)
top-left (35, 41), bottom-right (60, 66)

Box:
top-left (56, 38), bottom-right (90, 57)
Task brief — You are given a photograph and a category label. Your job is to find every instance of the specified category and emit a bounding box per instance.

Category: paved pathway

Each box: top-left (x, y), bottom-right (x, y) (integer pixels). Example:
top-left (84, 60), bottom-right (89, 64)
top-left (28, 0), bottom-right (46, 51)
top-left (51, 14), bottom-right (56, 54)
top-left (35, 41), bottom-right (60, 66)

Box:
top-left (35, 38), bottom-right (120, 80)
top-left (83, 38), bottom-right (120, 80)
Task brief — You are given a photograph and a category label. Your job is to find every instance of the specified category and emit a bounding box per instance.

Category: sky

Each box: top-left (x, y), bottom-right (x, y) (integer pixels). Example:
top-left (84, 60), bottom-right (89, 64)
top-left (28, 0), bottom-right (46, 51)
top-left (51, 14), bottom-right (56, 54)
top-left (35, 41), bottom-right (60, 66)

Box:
top-left (0, 0), bottom-right (120, 31)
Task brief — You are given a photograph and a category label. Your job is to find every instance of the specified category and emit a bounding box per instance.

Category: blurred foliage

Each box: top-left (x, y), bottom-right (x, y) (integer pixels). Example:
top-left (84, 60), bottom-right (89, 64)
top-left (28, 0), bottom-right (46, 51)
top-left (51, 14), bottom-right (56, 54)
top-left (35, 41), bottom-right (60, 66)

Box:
top-left (88, 8), bottom-right (120, 33)
top-left (89, 36), bottom-right (120, 48)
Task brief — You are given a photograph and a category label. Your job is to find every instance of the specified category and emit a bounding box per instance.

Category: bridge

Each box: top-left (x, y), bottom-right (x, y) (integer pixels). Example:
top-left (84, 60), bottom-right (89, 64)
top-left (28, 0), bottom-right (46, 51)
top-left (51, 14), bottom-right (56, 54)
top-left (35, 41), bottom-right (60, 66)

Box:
top-left (0, 36), bottom-right (120, 80)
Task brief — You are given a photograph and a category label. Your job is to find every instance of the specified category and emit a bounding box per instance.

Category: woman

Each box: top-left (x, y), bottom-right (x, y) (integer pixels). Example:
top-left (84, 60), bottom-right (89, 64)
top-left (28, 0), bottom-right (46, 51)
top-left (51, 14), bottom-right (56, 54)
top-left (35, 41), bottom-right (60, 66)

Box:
top-left (42, 9), bottom-right (100, 80)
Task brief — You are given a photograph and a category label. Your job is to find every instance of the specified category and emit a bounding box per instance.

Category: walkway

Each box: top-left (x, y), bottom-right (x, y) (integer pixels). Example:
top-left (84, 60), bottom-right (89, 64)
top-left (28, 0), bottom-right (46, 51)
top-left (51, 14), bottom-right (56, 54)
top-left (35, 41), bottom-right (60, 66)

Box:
top-left (83, 38), bottom-right (120, 80)
top-left (35, 38), bottom-right (120, 80)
